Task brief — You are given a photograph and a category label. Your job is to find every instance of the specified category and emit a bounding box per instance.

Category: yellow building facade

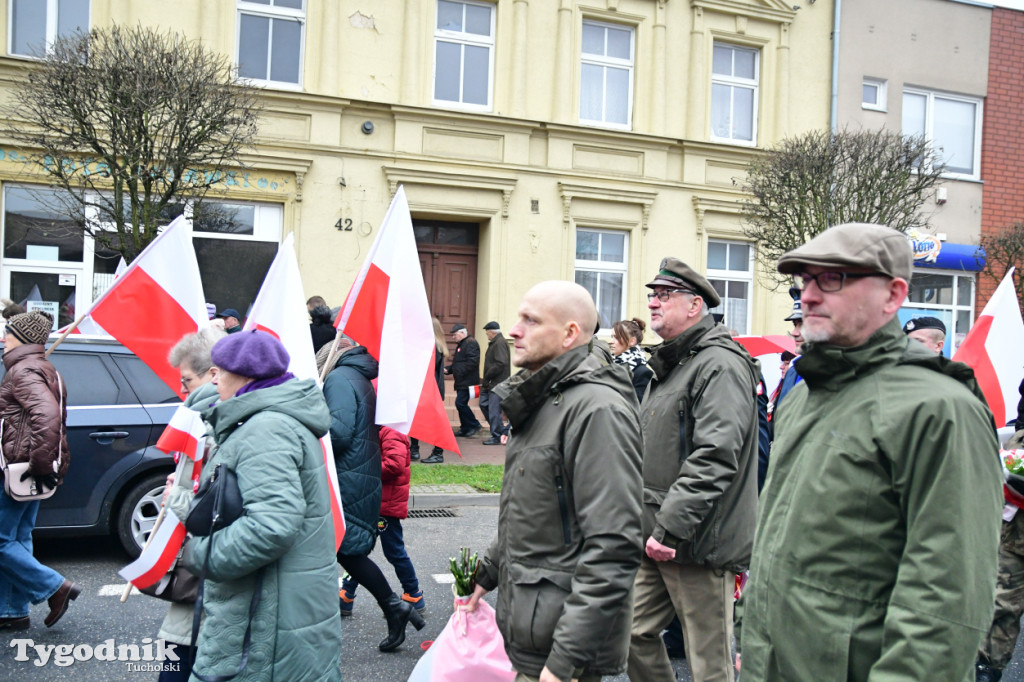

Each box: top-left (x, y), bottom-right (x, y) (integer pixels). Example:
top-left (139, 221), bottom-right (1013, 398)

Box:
top-left (0, 0), bottom-right (833, 339)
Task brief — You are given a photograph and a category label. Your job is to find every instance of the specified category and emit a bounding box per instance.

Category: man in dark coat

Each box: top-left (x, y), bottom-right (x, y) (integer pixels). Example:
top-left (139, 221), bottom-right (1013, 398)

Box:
top-left (479, 320), bottom-right (510, 445)
top-left (445, 323), bottom-right (482, 437)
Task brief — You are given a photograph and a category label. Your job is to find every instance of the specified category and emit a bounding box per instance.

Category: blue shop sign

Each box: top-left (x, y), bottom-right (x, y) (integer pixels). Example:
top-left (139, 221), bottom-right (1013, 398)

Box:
top-left (907, 231), bottom-right (984, 272)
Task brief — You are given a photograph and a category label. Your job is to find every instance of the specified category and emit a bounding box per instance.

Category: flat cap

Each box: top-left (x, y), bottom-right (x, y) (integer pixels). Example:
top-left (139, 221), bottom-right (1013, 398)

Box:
top-left (482, 320), bottom-right (500, 331)
top-left (902, 316), bottom-right (946, 335)
top-left (217, 308), bottom-right (242, 320)
top-left (645, 257), bottom-right (721, 308)
top-left (449, 323), bottom-right (467, 334)
top-left (777, 223), bottom-right (913, 281)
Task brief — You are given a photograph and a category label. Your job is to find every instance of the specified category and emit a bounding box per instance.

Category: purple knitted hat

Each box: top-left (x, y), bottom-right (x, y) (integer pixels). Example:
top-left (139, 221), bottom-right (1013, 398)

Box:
top-left (211, 330), bottom-right (290, 379)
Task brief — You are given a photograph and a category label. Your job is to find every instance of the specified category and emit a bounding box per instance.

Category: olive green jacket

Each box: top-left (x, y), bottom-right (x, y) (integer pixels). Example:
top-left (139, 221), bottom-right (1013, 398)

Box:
top-left (478, 343), bottom-right (643, 682)
top-left (742, 318), bottom-right (1002, 682)
top-left (641, 315), bottom-right (761, 572)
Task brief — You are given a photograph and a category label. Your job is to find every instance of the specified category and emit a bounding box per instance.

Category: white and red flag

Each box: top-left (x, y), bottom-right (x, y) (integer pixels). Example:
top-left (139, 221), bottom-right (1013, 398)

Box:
top-left (244, 233), bottom-right (346, 549)
top-left (336, 186), bottom-right (459, 455)
top-left (74, 215), bottom-right (207, 398)
top-left (953, 268), bottom-right (1024, 427)
top-left (155, 406), bottom-right (206, 461)
top-left (467, 385), bottom-right (481, 400)
top-left (118, 508), bottom-right (187, 590)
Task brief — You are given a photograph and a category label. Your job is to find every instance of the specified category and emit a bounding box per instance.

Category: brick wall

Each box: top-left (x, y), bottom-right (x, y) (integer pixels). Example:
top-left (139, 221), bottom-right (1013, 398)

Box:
top-left (980, 8), bottom-right (1024, 309)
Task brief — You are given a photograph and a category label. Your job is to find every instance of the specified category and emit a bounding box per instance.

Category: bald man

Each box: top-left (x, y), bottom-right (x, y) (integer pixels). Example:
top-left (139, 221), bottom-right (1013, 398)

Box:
top-left (464, 281), bottom-right (644, 682)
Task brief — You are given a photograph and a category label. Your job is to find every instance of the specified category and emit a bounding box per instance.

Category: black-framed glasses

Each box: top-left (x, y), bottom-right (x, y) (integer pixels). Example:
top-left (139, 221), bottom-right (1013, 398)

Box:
top-left (792, 272), bottom-right (884, 293)
top-left (647, 288), bottom-right (696, 303)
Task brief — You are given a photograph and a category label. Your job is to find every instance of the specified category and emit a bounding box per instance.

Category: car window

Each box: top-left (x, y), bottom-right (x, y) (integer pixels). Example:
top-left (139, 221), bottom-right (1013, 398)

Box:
top-left (112, 355), bottom-right (180, 404)
top-left (48, 353), bottom-right (124, 406)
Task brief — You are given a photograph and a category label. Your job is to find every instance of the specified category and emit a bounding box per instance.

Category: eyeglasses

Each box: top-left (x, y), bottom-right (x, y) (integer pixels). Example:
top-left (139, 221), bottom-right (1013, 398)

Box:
top-left (180, 370), bottom-right (209, 390)
top-left (647, 288), bottom-right (696, 303)
top-left (792, 272), bottom-right (884, 293)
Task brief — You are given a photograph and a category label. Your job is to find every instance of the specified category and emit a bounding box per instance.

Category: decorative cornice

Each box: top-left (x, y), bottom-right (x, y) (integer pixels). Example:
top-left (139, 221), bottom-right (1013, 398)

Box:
top-left (559, 182), bottom-right (658, 230)
top-left (691, 0), bottom-right (796, 25)
top-left (382, 165), bottom-right (517, 217)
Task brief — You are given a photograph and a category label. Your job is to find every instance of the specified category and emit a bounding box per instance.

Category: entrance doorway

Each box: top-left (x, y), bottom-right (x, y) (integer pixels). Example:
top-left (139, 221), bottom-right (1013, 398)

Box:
top-left (414, 219), bottom-right (479, 356)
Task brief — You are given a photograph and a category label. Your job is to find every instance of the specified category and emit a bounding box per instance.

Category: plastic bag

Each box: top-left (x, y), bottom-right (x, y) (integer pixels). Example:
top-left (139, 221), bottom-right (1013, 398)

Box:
top-left (408, 595), bottom-right (516, 682)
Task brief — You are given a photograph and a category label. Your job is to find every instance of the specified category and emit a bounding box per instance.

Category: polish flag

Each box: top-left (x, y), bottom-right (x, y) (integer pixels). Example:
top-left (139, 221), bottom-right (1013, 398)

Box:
top-left (953, 268), bottom-right (1024, 427)
top-left (244, 233), bottom-right (346, 549)
top-left (336, 187), bottom-right (460, 455)
top-left (118, 508), bottom-right (187, 590)
top-left (75, 215), bottom-right (207, 398)
top-left (155, 406), bottom-right (207, 461)
top-left (467, 385), bottom-right (481, 400)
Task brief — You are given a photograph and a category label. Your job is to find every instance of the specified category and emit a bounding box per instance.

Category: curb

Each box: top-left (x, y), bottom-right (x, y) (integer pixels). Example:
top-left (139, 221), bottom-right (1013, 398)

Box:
top-left (409, 493), bottom-right (500, 509)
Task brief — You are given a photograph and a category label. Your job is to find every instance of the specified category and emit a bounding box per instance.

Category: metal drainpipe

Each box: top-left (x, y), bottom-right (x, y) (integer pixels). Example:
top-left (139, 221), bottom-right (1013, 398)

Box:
top-left (830, 0), bottom-right (843, 133)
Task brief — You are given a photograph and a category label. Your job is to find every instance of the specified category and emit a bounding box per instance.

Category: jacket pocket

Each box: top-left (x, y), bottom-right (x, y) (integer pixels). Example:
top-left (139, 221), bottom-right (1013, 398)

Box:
top-left (506, 564), bottom-right (573, 654)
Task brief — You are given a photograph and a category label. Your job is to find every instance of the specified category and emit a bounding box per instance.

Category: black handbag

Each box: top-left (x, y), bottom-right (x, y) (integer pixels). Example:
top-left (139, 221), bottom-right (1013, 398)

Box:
top-left (185, 464), bottom-right (243, 537)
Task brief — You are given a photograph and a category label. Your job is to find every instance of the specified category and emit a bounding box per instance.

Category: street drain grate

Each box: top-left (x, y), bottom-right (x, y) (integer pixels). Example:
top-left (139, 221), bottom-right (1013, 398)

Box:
top-left (409, 508), bottom-right (459, 519)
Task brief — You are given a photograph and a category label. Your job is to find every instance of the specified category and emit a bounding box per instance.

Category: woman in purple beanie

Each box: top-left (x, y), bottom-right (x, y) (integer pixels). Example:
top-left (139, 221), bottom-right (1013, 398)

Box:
top-left (180, 330), bottom-right (342, 681)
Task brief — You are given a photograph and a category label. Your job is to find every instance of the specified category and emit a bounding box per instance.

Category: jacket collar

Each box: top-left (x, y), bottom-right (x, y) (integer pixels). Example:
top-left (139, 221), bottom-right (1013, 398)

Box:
top-left (794, 317), bottom-right (905, 391)
top-left (495, 344), bottom-right (595, 430)
top-left (647, 314), bottom-right (717, 381)
top-left (1, 343), bottom-right (45, 370)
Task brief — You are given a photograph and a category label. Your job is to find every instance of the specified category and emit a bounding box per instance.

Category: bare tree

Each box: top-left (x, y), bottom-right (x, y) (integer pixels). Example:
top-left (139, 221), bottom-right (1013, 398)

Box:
top-left (739, 128), bottom-right (946, 289)
top-left (978, 222), bottom-right (1024, 316)
top-left (3, 24), bottom-right (261, 262)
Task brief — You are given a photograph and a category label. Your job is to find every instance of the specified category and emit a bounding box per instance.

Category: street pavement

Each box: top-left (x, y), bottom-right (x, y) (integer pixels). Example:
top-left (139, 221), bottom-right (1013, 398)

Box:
top-left (3, 499), bottom-right (1022, 681)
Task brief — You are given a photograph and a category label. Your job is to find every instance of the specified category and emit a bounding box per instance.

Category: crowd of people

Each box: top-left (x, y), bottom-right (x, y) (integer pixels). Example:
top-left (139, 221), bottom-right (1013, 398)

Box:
top-left (0, 221), bottom-right (1021, 682)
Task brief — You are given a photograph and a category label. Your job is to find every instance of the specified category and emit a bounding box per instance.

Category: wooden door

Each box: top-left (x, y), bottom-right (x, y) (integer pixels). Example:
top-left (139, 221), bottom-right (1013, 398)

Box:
top-left (419, 250), bottom-right (478, 356)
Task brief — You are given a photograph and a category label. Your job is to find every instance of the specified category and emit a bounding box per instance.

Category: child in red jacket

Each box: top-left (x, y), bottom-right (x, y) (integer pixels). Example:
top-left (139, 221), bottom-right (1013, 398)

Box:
top-left (340, 426), bottom-right (425, 615)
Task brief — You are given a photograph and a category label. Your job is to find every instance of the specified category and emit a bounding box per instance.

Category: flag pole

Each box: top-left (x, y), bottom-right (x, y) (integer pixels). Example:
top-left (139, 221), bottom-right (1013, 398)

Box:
top-left (119, 454), bottom-right (188, 602)
top-left (44, 313), bottom-right (89, 358)
top-left (318, 329), bottom-right (345, 383)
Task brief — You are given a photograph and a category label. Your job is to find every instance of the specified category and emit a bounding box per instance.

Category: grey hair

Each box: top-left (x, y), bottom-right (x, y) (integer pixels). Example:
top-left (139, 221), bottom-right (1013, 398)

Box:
top-left (168, 326), bottom-right (227, 374)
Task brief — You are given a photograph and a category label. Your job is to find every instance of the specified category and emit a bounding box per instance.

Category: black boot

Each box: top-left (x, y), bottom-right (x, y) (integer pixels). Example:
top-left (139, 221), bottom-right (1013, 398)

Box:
top-left (976, 662), bottom-right (1002, 682)
top-left (421, 448), bottom-right (444, 464)
top-left (410, 447), bottom-right (420, 461)
top-left (378, 593), bottom-right (425, 652)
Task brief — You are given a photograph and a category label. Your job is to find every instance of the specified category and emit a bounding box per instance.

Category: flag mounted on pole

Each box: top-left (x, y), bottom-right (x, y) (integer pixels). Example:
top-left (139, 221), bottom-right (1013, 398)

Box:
top-left (118, 508), bottom-right (187, 590)
top-left (73, 215), bottom-right (207, 398)
top-left (953, 268), bottom-right (1024, 427)
top-left (244, 233), bottom-right (346, 550)
top-left (336, 186), bottom-right (460, 455)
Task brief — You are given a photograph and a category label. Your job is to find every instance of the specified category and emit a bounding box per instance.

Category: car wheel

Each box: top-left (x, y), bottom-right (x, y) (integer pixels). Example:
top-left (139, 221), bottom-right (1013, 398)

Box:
top-left (116, 472), bottom-right (170, 558)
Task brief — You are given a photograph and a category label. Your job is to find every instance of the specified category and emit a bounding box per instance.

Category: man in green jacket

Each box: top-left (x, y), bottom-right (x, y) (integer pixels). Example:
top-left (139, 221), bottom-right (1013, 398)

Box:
top-left (627, 258), bottom-right (760, 682)
top-left (464, 281), bottom-right (643, 682)
top-left (742, 223), bottom-right (1002, 681)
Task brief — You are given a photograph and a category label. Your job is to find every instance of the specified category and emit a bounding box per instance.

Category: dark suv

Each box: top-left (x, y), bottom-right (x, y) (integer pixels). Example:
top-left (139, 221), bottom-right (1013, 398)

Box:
top-left (2, 336), bottom-right (181, 556)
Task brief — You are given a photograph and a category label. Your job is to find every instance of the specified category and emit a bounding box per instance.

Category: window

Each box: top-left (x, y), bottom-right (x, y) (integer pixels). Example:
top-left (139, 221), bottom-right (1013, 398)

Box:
top-left (574, 228), bottom-right (628, 331)
top-left (706, 240), bottom-right (753, 334)
top-left (236, 0), bottom-right (304, 87)
top-left (8, 0), bottom-right (88, 58)
top-left (191, 201), bottom-right (282, 319)
top-left (434, 0), bottom-right (494, 109)
top-left (711, 43), bottom-right (759, 144)
top-left (901, 271), bottom-right (974, 356)
top-left (862, 78), bottom-right (887, 112)
top-left (902, 88), bottom-right (982, 179)
top-left (579, 20), bottom-right (634, 128)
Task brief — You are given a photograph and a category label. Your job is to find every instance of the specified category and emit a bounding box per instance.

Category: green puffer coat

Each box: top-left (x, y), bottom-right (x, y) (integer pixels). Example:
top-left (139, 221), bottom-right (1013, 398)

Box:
top-left (741, 318), bottom-right (1002, 682)
top-left (183, 379), bottom-right (341, 682)
top-left (478, 343), bottom-right (643, 682)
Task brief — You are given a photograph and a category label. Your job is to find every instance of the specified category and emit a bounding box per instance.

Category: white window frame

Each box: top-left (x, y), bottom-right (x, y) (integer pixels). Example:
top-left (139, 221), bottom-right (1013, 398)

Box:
top-left (432, 0), bottom-right (495, 112)
top-left (235, 0), bottom-right (305, 90)
top-left (902, 87), bottom-right (983, 181)
top-left (706, 239), bottom-right (754, 334)
top-left (7, 0), bottom-right (90, 59)
top-left (574, 227), bottom-right (629, 333)
top-left (579, 19), bottom-right (635, 130)
top-left (862, 77), bottom-right (887, 112)
top-left (903, 270), bottom-right (975, 355)
top-left (710, 42), bottom-right (759, 146)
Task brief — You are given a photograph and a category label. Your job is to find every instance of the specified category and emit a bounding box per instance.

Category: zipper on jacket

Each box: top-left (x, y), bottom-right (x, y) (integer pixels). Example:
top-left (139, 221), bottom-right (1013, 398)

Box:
top-left (555, 471), bottom-right (572, 545)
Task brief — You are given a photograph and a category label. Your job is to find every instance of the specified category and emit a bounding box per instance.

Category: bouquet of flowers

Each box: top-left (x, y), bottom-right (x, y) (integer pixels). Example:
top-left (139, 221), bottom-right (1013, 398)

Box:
top-left (1002, 450), bottom-right (1024, 507)
top-left (449, 547), bottom-right (479, 598)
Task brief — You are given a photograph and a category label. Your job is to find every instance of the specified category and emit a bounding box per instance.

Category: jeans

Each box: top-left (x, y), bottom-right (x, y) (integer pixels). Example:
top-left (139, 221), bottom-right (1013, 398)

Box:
top-left (344, 517), bottom-right (419, 596)
top-left (479, 390), bottom-right (508, 439)
top-left (455, 388), bottom-right (482, 433)
top-left (0, 491), bottom-right (65, 618)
